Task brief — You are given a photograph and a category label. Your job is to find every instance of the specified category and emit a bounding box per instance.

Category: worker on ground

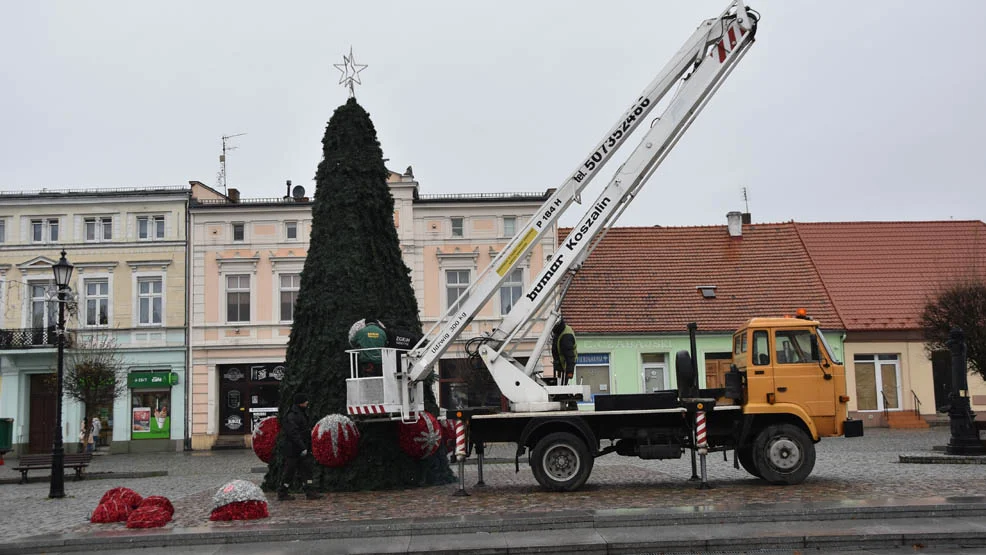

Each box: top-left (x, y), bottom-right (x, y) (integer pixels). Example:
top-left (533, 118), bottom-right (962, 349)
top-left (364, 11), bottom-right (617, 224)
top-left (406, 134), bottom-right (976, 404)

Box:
top-left (278, 393), bottom-right (323, 501)
top-left (551, 318), bottom-right (577, 386)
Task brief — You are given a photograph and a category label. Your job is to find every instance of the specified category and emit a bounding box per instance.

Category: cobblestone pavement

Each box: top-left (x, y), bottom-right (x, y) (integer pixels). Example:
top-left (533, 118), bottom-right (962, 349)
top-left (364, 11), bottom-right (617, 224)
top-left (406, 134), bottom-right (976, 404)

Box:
top-left (2, 427), bottom-right (984, 542)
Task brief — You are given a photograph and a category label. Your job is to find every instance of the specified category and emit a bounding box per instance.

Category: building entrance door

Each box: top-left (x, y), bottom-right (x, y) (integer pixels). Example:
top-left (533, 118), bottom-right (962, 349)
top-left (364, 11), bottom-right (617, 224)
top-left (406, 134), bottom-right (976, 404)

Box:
top-left (219, 367), bottom-right (249, 435)
top-left (29, 374), bottom-right (56, 453)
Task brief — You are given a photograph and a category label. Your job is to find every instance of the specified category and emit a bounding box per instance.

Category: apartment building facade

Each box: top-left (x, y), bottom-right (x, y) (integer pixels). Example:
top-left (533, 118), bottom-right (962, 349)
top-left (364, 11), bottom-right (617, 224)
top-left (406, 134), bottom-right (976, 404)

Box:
top-left (189, 171), bottom-right (557, 449)
top-left (0, 187), bottom-right (192, 455)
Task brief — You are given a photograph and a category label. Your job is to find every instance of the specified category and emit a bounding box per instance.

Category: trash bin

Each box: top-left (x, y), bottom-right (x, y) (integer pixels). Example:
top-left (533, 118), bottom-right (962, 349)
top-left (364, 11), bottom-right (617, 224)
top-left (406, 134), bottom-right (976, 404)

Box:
top-left (0, 418), bottom-right (12, 465)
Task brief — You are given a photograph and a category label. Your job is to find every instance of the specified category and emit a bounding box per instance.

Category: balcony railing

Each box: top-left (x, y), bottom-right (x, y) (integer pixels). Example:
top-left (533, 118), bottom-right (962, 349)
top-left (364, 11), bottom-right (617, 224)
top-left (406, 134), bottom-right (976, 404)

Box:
top-left (0, 327), bottom-right (58, 350)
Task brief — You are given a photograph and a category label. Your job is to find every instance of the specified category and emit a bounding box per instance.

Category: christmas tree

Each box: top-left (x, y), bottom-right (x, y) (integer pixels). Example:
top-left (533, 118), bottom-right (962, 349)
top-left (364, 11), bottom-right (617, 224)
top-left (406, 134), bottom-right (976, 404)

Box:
top-left (263, 98), bottom-right (454, 491)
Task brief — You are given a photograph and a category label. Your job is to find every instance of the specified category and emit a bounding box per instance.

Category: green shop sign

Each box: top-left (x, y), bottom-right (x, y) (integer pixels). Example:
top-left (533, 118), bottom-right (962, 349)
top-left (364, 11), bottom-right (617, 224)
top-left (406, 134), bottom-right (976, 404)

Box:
top-left (128, 372), bottom-right (179, 389)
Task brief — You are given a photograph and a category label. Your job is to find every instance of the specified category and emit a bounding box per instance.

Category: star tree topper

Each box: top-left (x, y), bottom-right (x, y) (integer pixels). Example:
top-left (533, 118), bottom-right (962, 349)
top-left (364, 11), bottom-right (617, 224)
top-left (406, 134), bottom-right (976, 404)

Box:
top-left (333, 46), bottom-right (367, 98)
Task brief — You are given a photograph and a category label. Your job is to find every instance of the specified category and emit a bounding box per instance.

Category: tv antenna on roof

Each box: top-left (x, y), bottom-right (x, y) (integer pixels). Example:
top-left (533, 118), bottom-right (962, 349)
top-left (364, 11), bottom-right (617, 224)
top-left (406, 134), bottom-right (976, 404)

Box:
top-left (742, 186), bottom-right (750, 213)
top-left (218, 133), bottom-right (247, 195)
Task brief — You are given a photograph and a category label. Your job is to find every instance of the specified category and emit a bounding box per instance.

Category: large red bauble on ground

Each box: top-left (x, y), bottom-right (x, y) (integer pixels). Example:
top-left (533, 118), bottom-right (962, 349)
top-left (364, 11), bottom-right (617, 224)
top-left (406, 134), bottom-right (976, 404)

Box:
top-left (252, 416), bottom-right (279, 463)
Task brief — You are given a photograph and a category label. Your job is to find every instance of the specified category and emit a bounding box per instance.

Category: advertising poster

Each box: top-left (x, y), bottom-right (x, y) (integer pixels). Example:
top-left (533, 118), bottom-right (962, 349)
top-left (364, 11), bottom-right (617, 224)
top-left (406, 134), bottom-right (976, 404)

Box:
top-left (132, 407), bottom-right (151, 432)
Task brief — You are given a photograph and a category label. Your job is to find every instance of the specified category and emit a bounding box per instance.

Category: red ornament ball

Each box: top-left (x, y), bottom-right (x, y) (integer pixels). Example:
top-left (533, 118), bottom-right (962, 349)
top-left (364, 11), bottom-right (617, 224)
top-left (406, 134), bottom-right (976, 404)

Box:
top-left (311, 414), bottom-right (360, 468)
top-left (126, 504), bottom-right (172, 528)
top-left (99, 487), bottom-right (143, 509)
top-left (398, 411), bottom-right (442, 459)
top-left (91, 499), bottom-right (132, 523)
top-left (138, 495), bottom-right (175, 517)
top-left (252, 416), bottom-right (280, 463)
top-left (209, 500), bottom-right (269, 521)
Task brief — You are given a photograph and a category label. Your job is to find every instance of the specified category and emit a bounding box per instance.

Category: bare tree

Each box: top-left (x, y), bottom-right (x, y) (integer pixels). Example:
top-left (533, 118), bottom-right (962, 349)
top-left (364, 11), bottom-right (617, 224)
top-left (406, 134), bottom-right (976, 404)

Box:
top-left (921, 280), bottom-right (986, 382)
top-left (63, 335), bottom-right (127, 449)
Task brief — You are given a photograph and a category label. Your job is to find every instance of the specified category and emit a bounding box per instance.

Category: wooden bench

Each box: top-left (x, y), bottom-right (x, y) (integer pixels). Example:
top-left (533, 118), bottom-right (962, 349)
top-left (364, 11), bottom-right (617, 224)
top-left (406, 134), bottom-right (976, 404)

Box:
top-left (11, 453), bottom-right (92, 484)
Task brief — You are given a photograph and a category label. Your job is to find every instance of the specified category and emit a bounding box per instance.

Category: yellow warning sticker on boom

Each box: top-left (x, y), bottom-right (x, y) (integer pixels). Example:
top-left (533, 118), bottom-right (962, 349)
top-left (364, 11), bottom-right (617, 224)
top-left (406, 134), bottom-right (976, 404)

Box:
top-left (497, 228), bottom-right (536, 277)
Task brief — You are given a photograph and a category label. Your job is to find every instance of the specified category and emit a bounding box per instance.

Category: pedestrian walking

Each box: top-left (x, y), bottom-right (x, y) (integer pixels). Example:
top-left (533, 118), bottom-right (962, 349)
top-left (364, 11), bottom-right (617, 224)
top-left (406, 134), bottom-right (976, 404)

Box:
top-left (90, 416), bottom-right (102, 450)
top-left (278, 393), bottom-right (323, 501)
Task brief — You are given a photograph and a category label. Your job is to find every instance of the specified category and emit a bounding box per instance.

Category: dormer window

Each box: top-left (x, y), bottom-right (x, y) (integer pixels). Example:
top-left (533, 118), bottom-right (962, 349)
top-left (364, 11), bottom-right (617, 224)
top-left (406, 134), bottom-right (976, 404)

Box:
top-left (697, 285), bottom-right (717, 299)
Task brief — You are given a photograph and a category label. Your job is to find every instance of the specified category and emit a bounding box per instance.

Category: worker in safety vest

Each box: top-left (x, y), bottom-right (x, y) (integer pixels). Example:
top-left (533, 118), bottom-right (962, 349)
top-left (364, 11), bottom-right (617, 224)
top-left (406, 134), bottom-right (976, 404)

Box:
top-left (551, 318), bottom-right (577, 386)
top-left (348, 318), bottom-right (388, 376)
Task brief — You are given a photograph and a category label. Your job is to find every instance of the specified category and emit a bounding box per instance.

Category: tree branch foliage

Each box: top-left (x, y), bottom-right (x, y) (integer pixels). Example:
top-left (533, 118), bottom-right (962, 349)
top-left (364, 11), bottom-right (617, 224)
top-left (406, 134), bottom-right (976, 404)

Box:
top-left (263, 98), bottom-right (454, 491)
top-left (64, 334), bottom-right (128, 444)
top-left (921, 280), bottom-right (986, 382)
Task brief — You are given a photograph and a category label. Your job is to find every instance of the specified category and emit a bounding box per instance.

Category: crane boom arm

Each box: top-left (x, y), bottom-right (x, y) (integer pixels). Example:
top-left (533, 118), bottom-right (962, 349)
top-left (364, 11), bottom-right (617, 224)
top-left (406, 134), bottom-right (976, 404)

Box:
top-left (408, 1), bottom-right (758, 383)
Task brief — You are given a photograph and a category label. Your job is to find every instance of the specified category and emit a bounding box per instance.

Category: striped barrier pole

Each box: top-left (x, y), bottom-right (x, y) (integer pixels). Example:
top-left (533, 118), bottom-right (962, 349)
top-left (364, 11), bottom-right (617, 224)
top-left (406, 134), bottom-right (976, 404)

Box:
top-left (696, 410), bottom-right (711, 489)
top-left (453, 420), bottom-right (469, 497)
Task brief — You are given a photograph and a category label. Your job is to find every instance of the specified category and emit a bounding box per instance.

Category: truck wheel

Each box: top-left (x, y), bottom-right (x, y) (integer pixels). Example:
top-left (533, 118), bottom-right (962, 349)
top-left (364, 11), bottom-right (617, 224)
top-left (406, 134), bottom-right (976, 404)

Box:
top-left (530, 432), bottom-right (593, 492)
top-left (737, 446), bottom-right (762, 478)
top-left (752, 423), bottom-right (815, 485)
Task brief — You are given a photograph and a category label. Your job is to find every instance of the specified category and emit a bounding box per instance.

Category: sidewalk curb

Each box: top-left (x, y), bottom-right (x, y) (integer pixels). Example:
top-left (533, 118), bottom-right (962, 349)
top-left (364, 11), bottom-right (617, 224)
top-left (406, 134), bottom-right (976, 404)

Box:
top-left (0, 470), bottom-right (168, 486)
top-left (5, 497), bottom-right (986, 554)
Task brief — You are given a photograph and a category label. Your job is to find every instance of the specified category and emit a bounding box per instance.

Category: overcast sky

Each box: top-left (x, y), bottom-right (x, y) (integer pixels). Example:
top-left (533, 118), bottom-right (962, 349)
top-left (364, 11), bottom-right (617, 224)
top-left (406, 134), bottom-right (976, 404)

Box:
top-left (2, 1), bottom-right (984, 228)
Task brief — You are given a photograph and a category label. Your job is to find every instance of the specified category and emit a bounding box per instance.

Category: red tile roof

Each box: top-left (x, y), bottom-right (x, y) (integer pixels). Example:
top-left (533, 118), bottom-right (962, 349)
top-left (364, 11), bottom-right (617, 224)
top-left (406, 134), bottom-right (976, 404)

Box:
top-left (793, 221), bottom-right (986, 331)
top-left (559, 224), bottom-right (843, 334)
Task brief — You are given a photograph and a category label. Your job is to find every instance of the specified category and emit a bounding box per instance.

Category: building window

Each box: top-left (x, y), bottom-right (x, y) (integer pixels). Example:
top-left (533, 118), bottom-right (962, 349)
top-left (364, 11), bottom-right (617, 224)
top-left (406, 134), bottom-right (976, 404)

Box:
top-left (446, 269), bottom-right (469, 311)
top-left (285, 222), bottom-right (298, 240)
top-left (854, 354), bottom-right (901, 411)
top-left (31, 218), bottom-right (59, 243)
top-left (226, 274), bottom-right (250, 322)
top-left (137, 277), bottom-right (163, 326)
top-left (499, 268), bottom-right (523, 315)
top-left (0, 219), bottom-right (5, 243)
top-left (451, 217), bottom-right (463, 238)
top-left (85, 217), bottom-right (113, 242)
top-left (84, 279), bottom-right (109, 327)
top-left (575, 353), bottom-right (610, 399)
top-left (279, 273), bottom-right (300, 321)
top-left (232, 223), bottom-right (245, 242)
top-left (503, 216), bottom-right (516, 237)
top-left (138, 216), bottom-right (165, 240)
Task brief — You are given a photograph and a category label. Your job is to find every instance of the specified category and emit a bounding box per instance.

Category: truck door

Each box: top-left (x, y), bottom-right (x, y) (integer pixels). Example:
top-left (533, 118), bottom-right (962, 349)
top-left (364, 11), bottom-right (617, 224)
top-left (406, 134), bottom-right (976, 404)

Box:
top-left (771, 328), bottom-right (835, 418)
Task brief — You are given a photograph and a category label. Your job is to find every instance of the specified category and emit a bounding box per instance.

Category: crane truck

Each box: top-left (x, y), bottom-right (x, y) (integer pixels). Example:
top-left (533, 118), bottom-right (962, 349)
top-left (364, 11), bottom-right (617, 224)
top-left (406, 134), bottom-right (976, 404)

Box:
top-left (346, 0), bottom-right (862, 492)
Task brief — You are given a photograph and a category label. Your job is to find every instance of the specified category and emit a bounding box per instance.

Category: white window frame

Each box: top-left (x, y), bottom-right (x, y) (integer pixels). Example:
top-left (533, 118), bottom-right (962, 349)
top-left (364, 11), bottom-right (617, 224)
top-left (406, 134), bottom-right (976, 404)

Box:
top-left (285, 221), bottom-right (298, 241)
top-left (231, 222), bottom-right (245, 243)
top-left (137, 215), bottom-right (166, 241)
top-left (0, 218), bottom-right (5, 243)
top-left (278, 273), bottom-right (301, 323)
top-left (225, 273), bottom-right (252, 323)
top-left (84, 216), bottom-right (114, 242)
top-left (81, 275), bottom-right (112, 328)
top-left (853, 353), bottom-right (902, 412)
top-left (503, 216), bottom-right (517, 238)
top-left (445, 269), bottom-right (470, 312)
top-left (498, 267), bottom-right (524, 316)
top-left (574, 355), bottom-right (611, 400)
top-left (25, 279), bottom-right (56, 330)
top-left (31, 218), bottom-right (59, 243)
top-left (450, 217), bottom-right (464, 238)
top-left (133, 273), bottom-right (165, 327)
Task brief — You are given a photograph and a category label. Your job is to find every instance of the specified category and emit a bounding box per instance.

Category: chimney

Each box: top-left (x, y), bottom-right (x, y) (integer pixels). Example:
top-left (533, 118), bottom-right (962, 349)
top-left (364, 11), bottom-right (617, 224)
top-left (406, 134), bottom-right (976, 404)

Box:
top-left (227, 188), bottom-right (240, 203)
top-left (741, 212), bottom-right (751, 224)
top-left (284, 180), bottom-right (292, 200)
top-left (726, 211), bottom-right (743, 237)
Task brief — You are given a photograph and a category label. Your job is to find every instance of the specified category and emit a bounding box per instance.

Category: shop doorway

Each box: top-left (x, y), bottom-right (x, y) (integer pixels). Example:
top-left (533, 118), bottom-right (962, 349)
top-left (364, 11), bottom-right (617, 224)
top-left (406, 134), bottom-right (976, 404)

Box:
top-left (28, 373), bottom-right (56, 453)
top-left (218, 363), bottom-right (284, 435)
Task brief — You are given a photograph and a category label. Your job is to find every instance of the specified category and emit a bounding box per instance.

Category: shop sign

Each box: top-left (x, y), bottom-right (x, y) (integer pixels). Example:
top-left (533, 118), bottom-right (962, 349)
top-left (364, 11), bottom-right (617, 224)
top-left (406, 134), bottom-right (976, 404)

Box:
top-left (128, 372), bottom-right (179, 389)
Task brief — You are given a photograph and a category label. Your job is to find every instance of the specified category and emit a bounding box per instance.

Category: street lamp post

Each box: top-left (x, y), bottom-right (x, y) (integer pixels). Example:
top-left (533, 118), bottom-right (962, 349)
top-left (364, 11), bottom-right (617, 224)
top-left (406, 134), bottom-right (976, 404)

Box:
top-left (49, 250), bottom-right (73, 499)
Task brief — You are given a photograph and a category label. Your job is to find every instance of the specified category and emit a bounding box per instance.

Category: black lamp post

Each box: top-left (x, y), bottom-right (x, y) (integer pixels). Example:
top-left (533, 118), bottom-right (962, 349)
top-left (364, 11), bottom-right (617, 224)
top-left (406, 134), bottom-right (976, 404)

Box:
top-left (49, 250), bottom-right (73, 499)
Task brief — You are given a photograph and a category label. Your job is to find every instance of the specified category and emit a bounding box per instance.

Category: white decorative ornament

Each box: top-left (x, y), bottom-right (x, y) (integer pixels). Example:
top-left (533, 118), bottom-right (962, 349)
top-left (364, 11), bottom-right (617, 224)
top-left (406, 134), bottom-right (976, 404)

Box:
top-left (212, 479), bottom-right (265, 509)
top-left (333, 46), bottom-right (367, 98)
